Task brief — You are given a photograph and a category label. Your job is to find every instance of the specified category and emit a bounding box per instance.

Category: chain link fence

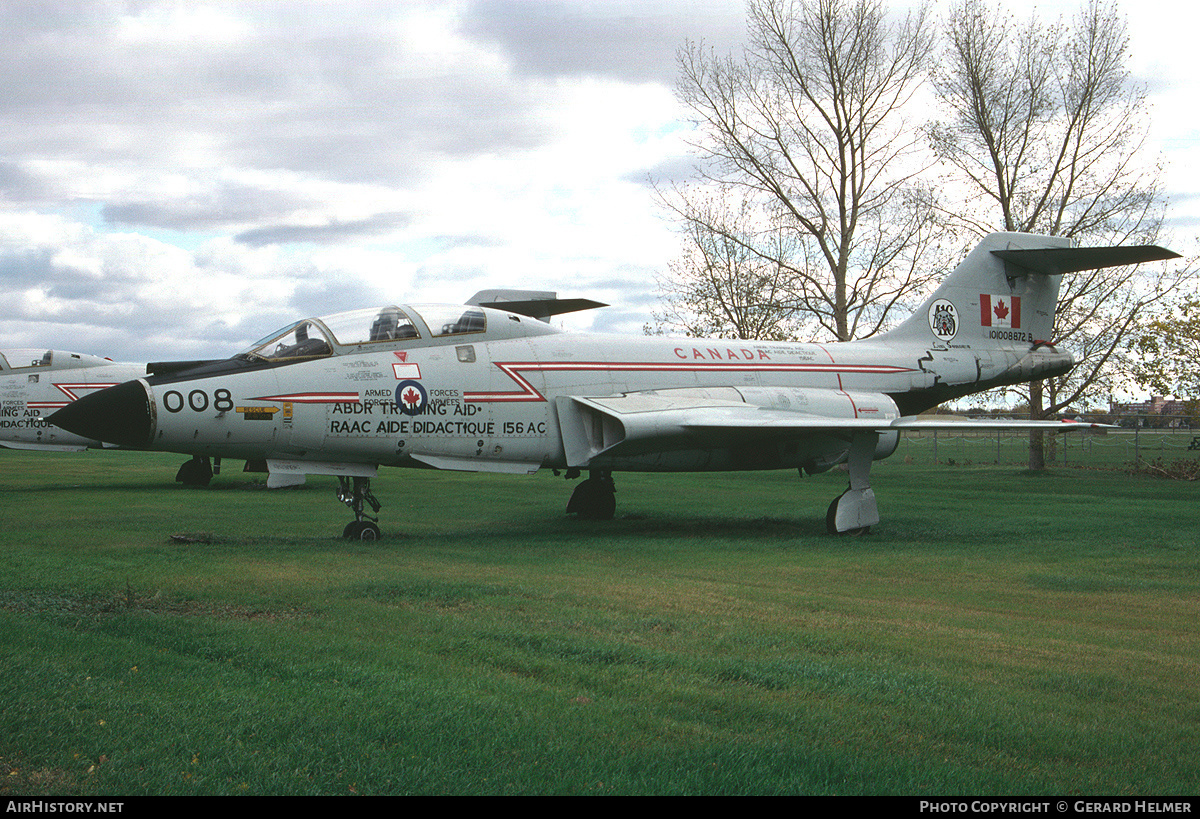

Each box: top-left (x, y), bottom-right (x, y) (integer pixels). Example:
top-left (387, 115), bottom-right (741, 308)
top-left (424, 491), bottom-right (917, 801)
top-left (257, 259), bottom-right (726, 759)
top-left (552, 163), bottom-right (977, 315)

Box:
top-left (895, 415), bottom-right (1200, 470)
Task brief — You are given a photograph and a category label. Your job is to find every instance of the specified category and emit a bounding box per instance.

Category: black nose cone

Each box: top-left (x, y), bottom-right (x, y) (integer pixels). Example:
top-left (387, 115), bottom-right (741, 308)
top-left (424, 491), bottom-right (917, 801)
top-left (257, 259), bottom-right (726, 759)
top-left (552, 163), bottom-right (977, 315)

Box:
top-left (49, 379), bottom-right (154, 448)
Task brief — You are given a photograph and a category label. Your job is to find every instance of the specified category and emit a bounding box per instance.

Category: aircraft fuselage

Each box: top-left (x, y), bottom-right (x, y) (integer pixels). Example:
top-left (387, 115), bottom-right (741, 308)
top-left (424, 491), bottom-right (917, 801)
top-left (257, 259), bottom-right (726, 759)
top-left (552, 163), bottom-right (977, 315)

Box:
top-left (123, 329), bottom-right (1072, 475)
top-left (0, 348), bottom-right (145, 451)
top-left (47, 231), bottom-right (1177, 535)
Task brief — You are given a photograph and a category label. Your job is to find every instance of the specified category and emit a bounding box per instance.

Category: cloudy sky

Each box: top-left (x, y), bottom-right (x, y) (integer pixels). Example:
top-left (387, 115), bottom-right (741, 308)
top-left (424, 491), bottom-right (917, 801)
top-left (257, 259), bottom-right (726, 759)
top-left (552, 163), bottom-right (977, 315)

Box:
top-left (2, 0), bottom-right (1196, 362)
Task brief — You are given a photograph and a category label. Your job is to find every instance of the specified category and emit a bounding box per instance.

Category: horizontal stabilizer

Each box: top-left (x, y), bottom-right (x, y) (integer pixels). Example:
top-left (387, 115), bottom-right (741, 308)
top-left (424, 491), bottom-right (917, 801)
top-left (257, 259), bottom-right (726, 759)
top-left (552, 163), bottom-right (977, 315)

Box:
top-left (480, 298), bottom-right (608, 321)
top-left (467, 289), bottom-right (607, 322)
top-left (992, 245), bottom-right (1179, 276)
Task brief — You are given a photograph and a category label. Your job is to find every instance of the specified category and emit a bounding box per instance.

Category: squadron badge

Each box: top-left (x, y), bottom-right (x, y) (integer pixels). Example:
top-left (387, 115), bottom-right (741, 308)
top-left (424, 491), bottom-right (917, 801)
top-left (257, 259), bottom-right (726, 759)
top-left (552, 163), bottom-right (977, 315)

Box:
top-left (928, 299), bottom-right (958, 341)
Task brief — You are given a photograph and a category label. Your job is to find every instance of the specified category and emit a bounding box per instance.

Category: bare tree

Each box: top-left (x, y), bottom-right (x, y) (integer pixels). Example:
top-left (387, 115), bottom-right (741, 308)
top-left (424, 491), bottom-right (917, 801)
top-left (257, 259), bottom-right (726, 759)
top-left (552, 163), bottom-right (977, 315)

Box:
top-left (658, 0), bottom-right (942, 344)
top-left (929, 0), bottom-right (1179, 468)
top-left (652, 191), bottom-right (804, 341)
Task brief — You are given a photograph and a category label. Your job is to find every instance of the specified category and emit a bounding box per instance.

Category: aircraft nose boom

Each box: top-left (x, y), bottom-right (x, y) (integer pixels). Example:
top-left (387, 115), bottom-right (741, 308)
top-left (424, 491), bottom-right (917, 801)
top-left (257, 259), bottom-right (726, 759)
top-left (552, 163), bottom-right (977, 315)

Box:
top-left (48, 379), bottom-right (154, 448)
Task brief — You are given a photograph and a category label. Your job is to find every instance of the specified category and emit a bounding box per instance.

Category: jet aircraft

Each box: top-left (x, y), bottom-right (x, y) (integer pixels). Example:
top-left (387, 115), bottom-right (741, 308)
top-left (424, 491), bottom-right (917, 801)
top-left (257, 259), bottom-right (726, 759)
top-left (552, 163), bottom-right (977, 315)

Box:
top-left (50, 233), bottom-right (1178, 538)
top-left (2, 348), bottom-right (246, 486)
top-left (1, 348), bottom-right (145, 452)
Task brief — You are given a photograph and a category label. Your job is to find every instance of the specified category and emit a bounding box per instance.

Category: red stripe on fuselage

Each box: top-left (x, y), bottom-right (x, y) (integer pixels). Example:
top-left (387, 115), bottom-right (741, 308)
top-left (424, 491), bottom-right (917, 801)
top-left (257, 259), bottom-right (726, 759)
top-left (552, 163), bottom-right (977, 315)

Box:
top-left (250, 392), bottom-right (360, 403)
top-left (463, 360), bottom-right (914, 403)
top-left (29, 382), bottom-right (122, 409)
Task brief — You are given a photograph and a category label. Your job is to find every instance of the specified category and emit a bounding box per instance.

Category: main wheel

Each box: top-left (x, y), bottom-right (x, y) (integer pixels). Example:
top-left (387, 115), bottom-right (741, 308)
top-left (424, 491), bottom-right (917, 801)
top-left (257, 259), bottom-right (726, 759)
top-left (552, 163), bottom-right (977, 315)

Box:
top-left (825, 491), bottom-right (870, 536)
top-left (176, 457), bottom-right (213, 487)
top-left (825, 493), bottom-right (842, 535)
top-left (566, 477), bottom-right (616, 520)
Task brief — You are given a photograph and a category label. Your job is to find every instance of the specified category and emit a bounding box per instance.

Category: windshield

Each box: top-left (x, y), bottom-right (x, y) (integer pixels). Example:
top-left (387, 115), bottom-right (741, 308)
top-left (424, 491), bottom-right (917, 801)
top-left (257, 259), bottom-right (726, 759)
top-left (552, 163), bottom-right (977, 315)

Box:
top-left (235, 306), bottom-right (424, 362)
top-left (239, 320), bottom-right (333, 362)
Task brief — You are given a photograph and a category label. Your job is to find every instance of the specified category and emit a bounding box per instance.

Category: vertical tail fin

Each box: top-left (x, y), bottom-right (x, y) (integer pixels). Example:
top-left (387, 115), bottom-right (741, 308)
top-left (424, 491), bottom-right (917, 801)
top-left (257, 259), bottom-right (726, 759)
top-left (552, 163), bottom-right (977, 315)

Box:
top-left (886, 232), bottom-right (1179, 350)
top-left (886, 233), bottom-right (1069, 349)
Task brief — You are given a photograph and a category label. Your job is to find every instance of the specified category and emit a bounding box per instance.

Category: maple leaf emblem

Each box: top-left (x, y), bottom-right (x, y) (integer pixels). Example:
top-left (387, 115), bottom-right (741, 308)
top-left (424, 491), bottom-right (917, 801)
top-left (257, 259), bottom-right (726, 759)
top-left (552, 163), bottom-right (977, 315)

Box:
top-left (395, 380), bottom-right (427, 416)
top-left (993, 299), bottom-right (1009, 321)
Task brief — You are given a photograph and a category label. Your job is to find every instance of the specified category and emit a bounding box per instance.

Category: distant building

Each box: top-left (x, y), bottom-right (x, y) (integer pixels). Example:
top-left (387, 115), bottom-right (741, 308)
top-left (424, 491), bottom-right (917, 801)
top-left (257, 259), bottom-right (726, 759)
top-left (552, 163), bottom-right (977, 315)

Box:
top-left (1109, 396), bottom-right (1194, 427)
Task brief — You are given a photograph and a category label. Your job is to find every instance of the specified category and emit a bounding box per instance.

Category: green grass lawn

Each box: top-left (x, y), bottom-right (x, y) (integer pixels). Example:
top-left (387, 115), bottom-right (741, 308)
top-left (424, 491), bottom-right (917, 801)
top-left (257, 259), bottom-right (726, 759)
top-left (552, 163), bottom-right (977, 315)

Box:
top-left (1, 449), bottom-right (1197, 795)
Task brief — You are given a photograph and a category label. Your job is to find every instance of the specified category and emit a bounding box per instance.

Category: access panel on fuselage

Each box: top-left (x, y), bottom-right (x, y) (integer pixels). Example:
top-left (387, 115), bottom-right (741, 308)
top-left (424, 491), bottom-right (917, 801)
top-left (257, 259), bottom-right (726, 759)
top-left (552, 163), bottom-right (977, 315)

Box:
top-left (391, 339), bottom-right (509, 465)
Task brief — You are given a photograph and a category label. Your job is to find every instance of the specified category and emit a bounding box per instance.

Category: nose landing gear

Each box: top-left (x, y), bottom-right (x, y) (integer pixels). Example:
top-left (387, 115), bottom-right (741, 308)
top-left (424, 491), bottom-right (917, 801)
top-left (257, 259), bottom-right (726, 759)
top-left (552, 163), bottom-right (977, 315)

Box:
top-left (338, 476), bottom-right (382, 540)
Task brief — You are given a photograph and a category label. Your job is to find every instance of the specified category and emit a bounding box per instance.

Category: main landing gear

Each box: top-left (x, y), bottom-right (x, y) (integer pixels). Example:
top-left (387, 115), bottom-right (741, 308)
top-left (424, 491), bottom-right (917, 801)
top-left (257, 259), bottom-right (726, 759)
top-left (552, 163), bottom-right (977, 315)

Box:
top-left (566, 469), bottom-right (616, 520)
top-left (176, 455), bottom-right (215, 487)
top-left (557, 446), bottom-right (881, 534)
top-left (338, 476), bottom-right (382, 540)
top-left (825, 431), bottom-right (880, 536)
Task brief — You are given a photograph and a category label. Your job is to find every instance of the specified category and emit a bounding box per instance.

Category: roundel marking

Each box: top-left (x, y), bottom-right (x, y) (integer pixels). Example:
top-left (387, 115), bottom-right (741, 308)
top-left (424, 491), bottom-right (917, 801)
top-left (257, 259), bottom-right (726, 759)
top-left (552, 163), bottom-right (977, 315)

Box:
top-left (395, 380), bottom-right (428, 416)
top-left (928, 299), bottom-right (958, 341)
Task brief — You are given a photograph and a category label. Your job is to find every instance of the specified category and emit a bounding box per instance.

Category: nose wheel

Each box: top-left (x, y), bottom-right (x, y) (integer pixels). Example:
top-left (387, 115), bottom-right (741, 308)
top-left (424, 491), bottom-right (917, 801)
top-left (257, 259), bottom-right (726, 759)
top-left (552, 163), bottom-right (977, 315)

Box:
top-left (338, 476), bottom-right (382, 540)
top-left (343, 520), bottom-right (381, 540)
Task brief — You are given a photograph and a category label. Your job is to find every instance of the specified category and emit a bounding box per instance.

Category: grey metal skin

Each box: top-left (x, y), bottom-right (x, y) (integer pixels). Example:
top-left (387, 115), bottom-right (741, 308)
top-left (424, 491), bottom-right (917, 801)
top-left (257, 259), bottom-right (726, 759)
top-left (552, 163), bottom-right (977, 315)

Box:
top-left (0, 348), bottom-right (146, 452)
top-left (49, 233), bottom-right (1178, 537)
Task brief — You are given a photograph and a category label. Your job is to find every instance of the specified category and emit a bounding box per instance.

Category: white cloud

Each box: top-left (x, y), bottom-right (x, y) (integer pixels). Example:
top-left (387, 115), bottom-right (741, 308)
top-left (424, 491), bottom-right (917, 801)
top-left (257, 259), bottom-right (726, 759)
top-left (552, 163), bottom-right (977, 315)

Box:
top-left (0, 0), bottom-right (1194, 366)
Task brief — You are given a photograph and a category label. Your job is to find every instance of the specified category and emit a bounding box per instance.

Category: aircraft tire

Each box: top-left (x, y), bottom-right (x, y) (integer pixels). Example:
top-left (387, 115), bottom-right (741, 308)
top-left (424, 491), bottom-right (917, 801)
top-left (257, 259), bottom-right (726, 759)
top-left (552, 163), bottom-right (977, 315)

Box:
top-left (825, 494), bottom-right (841, 535)
top-left (567, 478), bottom-right (616, 520)
top-left (587, 491), bottom-right (616, 521)
top-left (342, 521), bottom-right (381, 541)
top-left (825, 491), bottom-right (870, 536)
top-left (176, 457), bottom-right (213, 487)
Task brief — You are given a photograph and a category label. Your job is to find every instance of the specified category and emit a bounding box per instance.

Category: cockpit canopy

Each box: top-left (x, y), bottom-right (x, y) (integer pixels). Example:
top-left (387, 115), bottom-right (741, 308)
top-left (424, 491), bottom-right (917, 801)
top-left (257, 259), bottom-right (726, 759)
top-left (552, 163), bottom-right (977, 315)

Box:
top-left (0, 348), bottom-right (113, 372)
top-left (236, 303), bottom-right (560, 363)
top-left (0, 349), bottom-right (54, 370)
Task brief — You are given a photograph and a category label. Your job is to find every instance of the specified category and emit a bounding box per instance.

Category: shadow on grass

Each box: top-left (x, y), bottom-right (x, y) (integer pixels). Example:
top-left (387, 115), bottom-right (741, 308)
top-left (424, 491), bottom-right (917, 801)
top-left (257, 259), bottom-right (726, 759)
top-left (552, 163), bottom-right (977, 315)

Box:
top-left (151, 511), bottom-right (832, 552)
top-left (565, 513), bottom-right (826, 541)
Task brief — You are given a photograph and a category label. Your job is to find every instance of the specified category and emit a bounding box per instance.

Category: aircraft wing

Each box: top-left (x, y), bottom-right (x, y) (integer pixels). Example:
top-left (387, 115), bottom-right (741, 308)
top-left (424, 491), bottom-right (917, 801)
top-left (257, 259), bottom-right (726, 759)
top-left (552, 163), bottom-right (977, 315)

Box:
top-left (887, 417), bottom-right (1109, 431)
top-left (0, 440), bottom-right (90, 452)
top-left (557, 390), bottom-right (1108, 467)
top-left (683, 413), bottom-right (1108, 434)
